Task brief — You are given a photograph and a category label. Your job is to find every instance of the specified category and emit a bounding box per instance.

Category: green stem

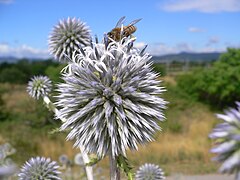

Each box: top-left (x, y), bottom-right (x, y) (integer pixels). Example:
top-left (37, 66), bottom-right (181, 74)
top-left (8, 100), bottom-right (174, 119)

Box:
top-left (109, 149), bottom-right (120, 180)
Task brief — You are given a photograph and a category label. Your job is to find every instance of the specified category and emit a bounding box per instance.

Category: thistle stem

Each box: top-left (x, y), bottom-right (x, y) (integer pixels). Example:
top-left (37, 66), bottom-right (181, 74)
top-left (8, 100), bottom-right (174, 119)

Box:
top-left (81, 149), bottom-right (94, 180)
top-left (43, 95), bottom-right (94, 180)
top-left (109, 149), bottom-right (120, 180)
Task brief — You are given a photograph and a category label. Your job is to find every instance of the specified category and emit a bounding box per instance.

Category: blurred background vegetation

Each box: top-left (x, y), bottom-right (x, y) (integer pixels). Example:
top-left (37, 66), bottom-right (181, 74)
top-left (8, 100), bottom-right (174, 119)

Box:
top-left (0, 48), bottom-right (239, 176)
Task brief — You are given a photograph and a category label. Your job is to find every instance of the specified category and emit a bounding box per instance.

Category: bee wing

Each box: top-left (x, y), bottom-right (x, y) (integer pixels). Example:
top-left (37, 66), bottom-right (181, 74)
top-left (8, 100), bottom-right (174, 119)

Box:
top-left (115, 16), bottom-right (126, 27)
top-left (129, 18), bottom-right (142, 26)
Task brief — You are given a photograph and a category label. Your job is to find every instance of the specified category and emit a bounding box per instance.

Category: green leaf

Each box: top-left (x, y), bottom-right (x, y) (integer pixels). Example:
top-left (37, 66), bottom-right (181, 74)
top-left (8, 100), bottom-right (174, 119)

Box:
top-left (48, 127), bottom-right (70, 134)
top-left (116, 154), bottom-right (133, 180)
top-left (86, 155), bottom-right (103, 166)
top-left (48, 127), bottom-right (61, 134)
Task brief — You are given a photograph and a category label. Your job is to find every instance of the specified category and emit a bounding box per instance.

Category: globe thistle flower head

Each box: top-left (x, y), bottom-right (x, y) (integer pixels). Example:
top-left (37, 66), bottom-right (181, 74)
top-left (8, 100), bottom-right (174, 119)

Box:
top-left (0, 165), bottom-right (17, 179)
top-left (1, 143), bottom-right (16, 156)
top-left (74, 153), bottom-right (84, 166)
top-left (18, 156), bottom-right (61, 180)
top-left (0, 143), bottom-right (16, 166)
top-left (135, 163), bottom-right (165, 180)
top-left (209, 102), bottom-right (240, 176)
top-left (58, 154), bottom-right (69, 166)
top-left (56, 36), bottom-right (167, 158)
top-left (0, 149), bottom-right (5, 162)
top-left (0, 146), bottom-right (7, 162)
top-left (49, 17), bottom-right (91, 62)
top-left (27, 75), bottom-right (52, 100)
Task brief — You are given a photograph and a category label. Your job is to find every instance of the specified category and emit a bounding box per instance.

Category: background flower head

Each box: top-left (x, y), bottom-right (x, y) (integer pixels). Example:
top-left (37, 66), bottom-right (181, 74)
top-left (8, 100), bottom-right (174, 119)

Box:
top-left (209, 102), bottom-right (240, 178)
top-left (18, 156), bottom-right (61, 180)
top-left (49, 17), bottom-right (91, 62)
top-left (58, 154), bottom-right (69, 166)
top-left (56, 37), bottom-right (167, 157)
top-left (27, 75), bottom-right (52, 100)
top-left (135, 163), bottom-right (165, 180)
top-left (74, 153), bottom-right (84, 166)
top-left (1, 143), bottom-right (16, 157)
top-left (0, 165), bottom-right (17, 179)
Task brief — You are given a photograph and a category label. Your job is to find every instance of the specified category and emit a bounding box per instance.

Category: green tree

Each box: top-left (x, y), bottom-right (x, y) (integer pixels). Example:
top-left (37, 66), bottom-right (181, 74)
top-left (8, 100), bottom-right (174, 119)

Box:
top-left (0, 92), bottom-right (9, 121)
top-left (153, 63), bottom-right (166, 76)
top-left (0, 67), bottom-right (27, 84)
top-left (45, 64), bottom-right (65, 83)
top-left (177, 48), bottom-right (240, 108)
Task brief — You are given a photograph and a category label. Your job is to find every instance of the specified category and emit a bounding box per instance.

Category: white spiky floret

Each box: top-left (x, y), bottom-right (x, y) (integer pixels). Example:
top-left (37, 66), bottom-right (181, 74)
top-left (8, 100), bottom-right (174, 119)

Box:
top-left (18, 157), bottom-right (61, 180)
top-left (49, 17), bottom-right (91, 62)
top-left (27, 75), bottom-right (52, 100)
top-left (55, 37), bottom-right (167, 158)
top-left (135, 163), bottom-right (165, 180)
top-left (209, 102), bottom-right (240, 179)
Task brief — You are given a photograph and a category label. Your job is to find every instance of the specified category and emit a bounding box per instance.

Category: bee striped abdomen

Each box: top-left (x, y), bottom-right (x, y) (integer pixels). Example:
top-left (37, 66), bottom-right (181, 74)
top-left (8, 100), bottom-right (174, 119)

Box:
top-left (123, 25), bottom-right (137, 37)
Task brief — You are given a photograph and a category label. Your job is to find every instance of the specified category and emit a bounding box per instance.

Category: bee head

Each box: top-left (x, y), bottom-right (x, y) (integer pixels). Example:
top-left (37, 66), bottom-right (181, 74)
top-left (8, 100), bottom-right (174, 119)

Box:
top-left (107, 32), bottom-right (114, 38)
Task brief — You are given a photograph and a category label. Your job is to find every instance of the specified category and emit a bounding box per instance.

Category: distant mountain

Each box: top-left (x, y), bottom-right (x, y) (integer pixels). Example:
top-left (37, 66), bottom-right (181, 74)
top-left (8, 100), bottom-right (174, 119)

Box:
top-left (152, 52), bottom-right (222, 63)
top-left (0, 52), bottom-right (223, 63)
top-left (0, 56), bottom-right (50, 63)
top-left (0, 56), bottom-right (18, 63)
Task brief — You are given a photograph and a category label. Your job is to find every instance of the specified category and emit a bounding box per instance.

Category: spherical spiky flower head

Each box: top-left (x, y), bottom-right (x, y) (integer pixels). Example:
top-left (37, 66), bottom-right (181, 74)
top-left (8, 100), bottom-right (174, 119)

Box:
top-left (1, 143), bottom-right (16, 157)
top-left (58, 154), bottom-right (69, 166)
top-left (0, 165), bottom-right (16, 179)
top-left (49, 17), bottom-right (91, 62)
top-left (56, 37), bottom-right (167, 157)
top-left (209, 102), bottom-right (240, 178)
top-left (74, 153), bottom-right (84, 166)
top-left (27, 76), bottom-right (52, 100)
top-left (18, 157), bottom-right (61, 180)
top-left (135, 163), bottom-right (165, 180)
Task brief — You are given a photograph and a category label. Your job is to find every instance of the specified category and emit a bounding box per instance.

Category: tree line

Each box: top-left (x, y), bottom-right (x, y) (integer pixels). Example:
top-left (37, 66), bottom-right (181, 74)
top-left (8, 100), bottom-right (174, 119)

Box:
top-left (0, 59), bottom-right (61, 84)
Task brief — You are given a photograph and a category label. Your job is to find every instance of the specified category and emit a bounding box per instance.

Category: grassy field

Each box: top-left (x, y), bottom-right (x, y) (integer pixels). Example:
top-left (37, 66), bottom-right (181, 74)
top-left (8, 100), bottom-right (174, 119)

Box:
top-left (0, 76), bottom-right (221, 178)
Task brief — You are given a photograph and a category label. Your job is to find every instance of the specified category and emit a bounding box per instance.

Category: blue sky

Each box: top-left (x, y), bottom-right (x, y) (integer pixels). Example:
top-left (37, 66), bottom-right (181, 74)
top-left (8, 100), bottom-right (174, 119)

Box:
top-left (0, 0), bottom-right (240, 58)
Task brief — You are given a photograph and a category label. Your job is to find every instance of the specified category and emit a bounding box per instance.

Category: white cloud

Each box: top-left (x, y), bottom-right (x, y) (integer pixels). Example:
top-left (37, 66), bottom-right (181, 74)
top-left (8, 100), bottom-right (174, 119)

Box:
top-left (0, 44), bottom-right (9, 53)
top-left (188, 27), bottom-right (205, 33)
top-left (134, 42), bottom-right (146, 49)
top-left (224, 42), bottom-right (240, 48)
top-left (0, 44), bottom-right (50, 59)
top-left (147, 42), bottom-right (192, 56)
top-left (144, 42), bottom-right (225, 56)
top-left (199, 47), bottom-right (225, 53)
top-left (206, 36), bottom-right (220, 46)
top-left (160, 0), bottom-right (240, 13)
top-left (0, 0), bottom-right (13, 4)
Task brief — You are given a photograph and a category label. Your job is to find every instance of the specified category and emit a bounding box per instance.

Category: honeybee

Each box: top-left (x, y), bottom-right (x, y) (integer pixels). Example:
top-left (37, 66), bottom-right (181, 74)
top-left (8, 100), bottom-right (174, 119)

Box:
top-left (107, 16), bottom-right (142, 42)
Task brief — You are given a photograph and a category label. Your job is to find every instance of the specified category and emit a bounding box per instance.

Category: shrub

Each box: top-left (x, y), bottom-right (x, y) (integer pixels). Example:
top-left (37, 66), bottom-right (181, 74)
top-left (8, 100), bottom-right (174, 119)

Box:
top-left (45, 64), bottom-right (65, 83)
top-left (177, 48), bottom-right (240, 108)
top-left (0, 94), bottom-right (9, 121)
top-left (153, 63), bottom-right (166, 76)
top-left (0, 67), bottom-right (27, 84)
